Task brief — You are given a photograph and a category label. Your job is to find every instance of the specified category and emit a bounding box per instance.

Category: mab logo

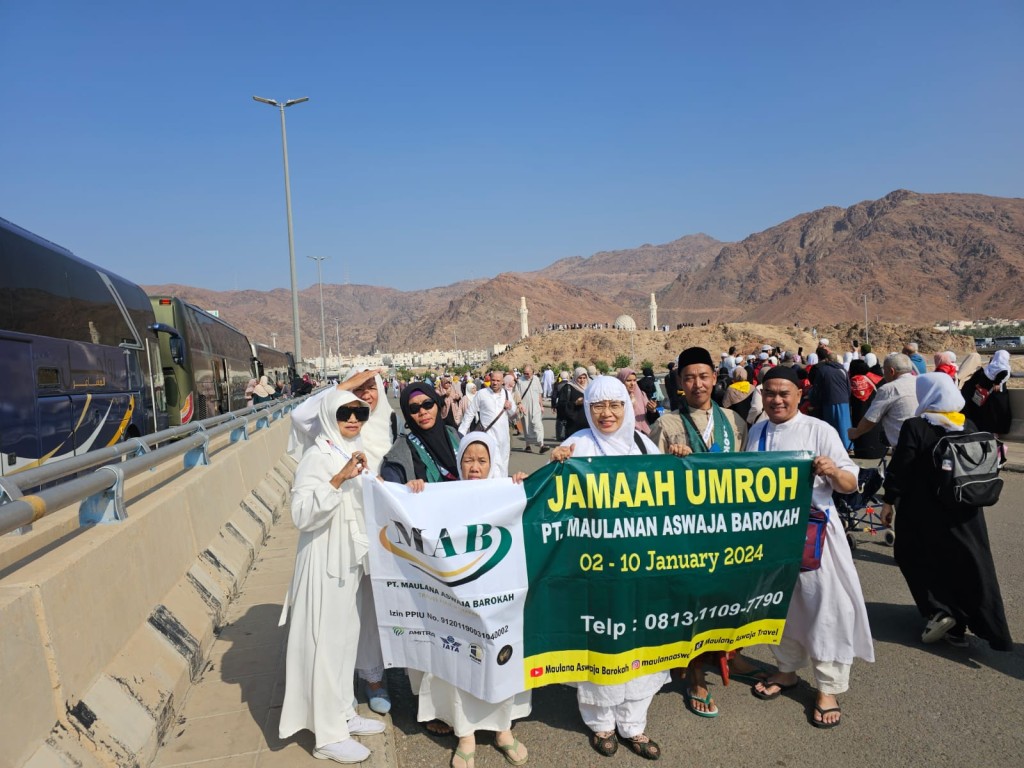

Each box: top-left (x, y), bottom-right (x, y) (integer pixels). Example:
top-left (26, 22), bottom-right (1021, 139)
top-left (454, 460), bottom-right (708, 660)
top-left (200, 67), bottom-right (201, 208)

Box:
top-left (379, 520), bottom-right (512, 587)
top-left (440, 635), bottom-right (462, 652)
top-left (469, 644), bottom-right (483, 664)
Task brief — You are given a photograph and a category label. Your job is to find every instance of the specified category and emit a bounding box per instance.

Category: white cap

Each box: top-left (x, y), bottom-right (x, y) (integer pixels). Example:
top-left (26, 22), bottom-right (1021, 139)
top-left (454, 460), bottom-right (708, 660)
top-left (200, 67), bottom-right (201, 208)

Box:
top-left (819, 338), bottom-right (830, 347)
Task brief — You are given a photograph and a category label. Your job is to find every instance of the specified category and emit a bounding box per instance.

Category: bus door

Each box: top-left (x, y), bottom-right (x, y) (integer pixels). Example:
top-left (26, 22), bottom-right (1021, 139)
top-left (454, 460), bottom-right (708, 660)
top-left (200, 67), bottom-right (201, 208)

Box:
top-left (214, 357), bottom-right (229, 414)
top-left (145, 337), bottom-right (168, 432)
top-left (0, 338), bottom-right (41, 476)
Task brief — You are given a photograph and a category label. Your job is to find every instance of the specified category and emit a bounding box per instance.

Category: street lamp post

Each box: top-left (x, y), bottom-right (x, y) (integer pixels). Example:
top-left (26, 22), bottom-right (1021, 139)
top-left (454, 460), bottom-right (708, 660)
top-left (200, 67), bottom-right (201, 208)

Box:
top-left (335, 318), bottom-right (341, 364)
top-left (308, 256), bottom-right (328, 375)
top-left (252, 95), bottom-right (309, 369)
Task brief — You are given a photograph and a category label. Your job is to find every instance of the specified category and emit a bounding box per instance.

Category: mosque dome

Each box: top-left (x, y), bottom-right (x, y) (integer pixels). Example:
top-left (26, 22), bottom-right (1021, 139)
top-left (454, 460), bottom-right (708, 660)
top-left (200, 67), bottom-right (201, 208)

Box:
top-left (613, 315), bottom-right (637, 331)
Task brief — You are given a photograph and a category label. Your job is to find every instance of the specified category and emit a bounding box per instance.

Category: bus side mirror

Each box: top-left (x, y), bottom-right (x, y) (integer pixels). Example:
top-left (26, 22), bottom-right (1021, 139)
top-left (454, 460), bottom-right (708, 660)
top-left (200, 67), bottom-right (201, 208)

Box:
top-left (170, 337), bottom-right (186, 366)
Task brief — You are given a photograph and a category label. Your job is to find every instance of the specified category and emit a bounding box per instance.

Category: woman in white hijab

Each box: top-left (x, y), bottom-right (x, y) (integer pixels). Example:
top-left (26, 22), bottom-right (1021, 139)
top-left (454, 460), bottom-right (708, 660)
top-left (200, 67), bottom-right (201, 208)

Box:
top-left (409, 430), bottom-right (531, 768)
top-left (288, 368), bottom-right (394, 465)
top-left (549, 377), bottom-right (664, 760)
top-left (961, 349), bottom-right (1013, 435)
top-left (253, 375), bottom-right (277, 404)
top-left (881, 373), bottom-right (1012, 651)
top-left (278, 389), bottom-right (385, 764)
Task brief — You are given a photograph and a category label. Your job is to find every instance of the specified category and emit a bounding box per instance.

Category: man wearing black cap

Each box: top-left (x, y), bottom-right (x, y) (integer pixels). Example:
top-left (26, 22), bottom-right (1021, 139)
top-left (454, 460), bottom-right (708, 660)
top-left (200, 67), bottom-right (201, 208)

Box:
top-left (649, 346), bottom-right (752, 718)
top-left (747, 365), bottom-right (873, 730)
top-left (650, 346), bottom-right (748, 459)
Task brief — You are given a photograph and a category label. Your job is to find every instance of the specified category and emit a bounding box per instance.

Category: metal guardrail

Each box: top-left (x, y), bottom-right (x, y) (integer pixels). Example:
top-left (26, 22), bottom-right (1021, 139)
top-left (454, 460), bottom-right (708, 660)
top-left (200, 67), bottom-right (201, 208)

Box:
top-left (0, 397), bottom-right (304, 538)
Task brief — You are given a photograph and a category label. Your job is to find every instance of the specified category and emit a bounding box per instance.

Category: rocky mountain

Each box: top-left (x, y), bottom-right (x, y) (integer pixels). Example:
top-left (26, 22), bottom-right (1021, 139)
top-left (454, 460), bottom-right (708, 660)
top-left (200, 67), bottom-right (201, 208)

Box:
top-left (144, 190), bottom-right (1024, 357)
top-left (530, 233), bottom-right (724, 307)
top-left (659, 190), bottom-right (1024, 327)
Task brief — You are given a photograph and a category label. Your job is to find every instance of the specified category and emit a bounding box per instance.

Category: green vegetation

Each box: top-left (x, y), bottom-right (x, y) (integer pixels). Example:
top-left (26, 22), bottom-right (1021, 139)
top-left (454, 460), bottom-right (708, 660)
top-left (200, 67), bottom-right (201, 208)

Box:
top-left (593, 359), bottom-right (610, 374)
top-left (639, 359), bottom-right (655, 372)
top-left (612, 354), bottom-right (631, 369)
top-left (962, 323), bottom-right (1024, 338)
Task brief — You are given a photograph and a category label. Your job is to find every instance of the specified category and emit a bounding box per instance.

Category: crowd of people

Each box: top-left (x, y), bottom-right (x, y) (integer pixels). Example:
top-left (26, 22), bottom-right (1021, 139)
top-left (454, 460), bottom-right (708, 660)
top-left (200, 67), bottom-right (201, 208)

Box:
top-left (274, 336), bottom-right (1014, 764)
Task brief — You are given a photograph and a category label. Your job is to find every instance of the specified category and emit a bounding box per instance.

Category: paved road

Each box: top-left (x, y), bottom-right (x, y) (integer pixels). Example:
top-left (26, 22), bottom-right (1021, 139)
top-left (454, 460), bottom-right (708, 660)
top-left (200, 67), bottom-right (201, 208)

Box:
top-left (387, 408), bottom-right (1024, 768)
top-left (153, 401), bottom-right (1023, 768)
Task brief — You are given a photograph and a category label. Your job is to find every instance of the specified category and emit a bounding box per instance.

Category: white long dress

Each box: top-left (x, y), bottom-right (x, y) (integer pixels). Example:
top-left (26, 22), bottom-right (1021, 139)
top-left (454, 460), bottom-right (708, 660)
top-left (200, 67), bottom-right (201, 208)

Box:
top-left (748, 413), bottom-right (875, 664)
top-left (458, 387), bottom-right (514, 476)
top-left (278, 391), bottom-right (372, 748)
top-left (407, 430), bottom-right (531, 736)
top-left (559, 377), bottom-right (671, 727)
top-left (514, 376), bottom-right (545, 446)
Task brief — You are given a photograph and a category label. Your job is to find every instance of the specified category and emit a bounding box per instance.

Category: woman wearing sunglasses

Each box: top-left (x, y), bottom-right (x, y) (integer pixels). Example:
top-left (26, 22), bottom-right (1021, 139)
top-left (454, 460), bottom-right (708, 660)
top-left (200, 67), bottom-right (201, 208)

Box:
top-left (408, 430), bottom-right (531, 768)
top-left (381, 382), bottom-right (462, 491)
top-left (278, 389), bottom-right (384, 764)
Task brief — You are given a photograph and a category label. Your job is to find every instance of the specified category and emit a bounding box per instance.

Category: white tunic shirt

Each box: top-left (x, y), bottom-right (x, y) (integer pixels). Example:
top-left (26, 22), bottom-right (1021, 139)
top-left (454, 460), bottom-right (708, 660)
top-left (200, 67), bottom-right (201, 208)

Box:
top-left (748, 413), bottom-right (875, 664)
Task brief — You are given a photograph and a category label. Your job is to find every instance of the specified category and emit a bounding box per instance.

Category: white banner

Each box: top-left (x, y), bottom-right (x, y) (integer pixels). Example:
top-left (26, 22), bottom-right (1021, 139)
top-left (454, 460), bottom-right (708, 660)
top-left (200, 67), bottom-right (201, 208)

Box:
top-left (363, 477), bottom-right (529, 704)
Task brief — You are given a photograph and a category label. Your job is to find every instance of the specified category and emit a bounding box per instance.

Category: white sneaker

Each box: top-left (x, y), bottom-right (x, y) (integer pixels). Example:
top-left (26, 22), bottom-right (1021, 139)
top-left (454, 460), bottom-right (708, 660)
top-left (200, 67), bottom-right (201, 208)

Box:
top-left (314, 739), bottom-right (370, 764)
top-left (347, 714), bottom-right (386, 735)
top-left (921, 612), bottom-right (956, 643)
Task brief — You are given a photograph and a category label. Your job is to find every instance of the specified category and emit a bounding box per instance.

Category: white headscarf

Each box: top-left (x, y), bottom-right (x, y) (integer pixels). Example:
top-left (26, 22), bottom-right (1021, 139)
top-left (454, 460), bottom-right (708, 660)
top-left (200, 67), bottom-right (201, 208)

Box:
top-left (806, 353), bottom-right (819, 366)
top-left (561, 376), bottom-right (658, 457)
top-left (343, 367), bottom-right (395, 473)
top-left (914, 372), bottom-right (966, 432)
top-left (864, 352), bottom-right (878, 369)
top-left (314, 388), bottom-right (369, 577)
top-left (253, 375), bottom-right (275, 398)
top-left (456, 431), bottom-right (503, 479)
top-left (842, 352), bottom-right (853, 371)
top-left (983, 349), bottom-right (1011, 381)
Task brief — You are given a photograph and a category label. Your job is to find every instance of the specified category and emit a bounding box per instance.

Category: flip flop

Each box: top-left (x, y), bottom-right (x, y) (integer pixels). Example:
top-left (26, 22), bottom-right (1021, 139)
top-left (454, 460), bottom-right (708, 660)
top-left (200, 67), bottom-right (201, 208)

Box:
top-left (496, 737), bottom-right (528, 766)
top-left (751, 679), bottom-right (800, 700)
top-left (684, 687), bottom-right (719, 718)
top-left (811, 704), bottom-right (842, 729)
top-left (727, 668), bottom-right (772, 685)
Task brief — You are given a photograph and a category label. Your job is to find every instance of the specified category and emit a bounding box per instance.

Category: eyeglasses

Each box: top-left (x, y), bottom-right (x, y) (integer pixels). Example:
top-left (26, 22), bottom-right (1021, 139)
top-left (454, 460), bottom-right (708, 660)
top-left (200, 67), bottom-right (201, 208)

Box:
top-left (336, 405), bottom-right (371, 422)
top-left (408, 400), bottom-right (437, 415)
top-left (589, 401), bottom-right (625, 414)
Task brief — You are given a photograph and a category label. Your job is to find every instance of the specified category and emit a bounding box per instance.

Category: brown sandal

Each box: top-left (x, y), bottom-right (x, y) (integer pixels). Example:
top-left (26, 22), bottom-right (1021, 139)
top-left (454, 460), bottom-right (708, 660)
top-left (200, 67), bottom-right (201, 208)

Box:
top-left (426, 719), bottom-right (454, 736)
top-left (589, 731), bottom-right (618, 757)
top-left (622, 734), bottom-right (661, 761)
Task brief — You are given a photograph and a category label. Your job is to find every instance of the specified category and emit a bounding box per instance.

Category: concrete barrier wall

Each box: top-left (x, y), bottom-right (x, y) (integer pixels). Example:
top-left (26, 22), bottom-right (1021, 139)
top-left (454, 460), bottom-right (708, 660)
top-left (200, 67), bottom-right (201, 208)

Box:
top-left (0, 417), bottom-right (295, 768)
top-left (1007, 389), bottom-right (1024, 441)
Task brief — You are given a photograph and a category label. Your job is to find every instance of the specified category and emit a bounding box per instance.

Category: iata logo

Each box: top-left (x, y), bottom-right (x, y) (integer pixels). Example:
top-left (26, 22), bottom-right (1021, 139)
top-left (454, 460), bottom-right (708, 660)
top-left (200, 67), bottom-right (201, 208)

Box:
top-left (441, 635), bottom-right (462, 652)
top-left (380, 521), bottom-right (511, 587)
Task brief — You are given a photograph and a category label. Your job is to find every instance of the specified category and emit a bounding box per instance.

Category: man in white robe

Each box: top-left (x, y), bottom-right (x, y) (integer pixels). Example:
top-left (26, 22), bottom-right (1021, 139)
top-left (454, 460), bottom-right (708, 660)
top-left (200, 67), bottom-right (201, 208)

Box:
top-left (747, 366), bottom-right (875, 729)
top-left (458, 370), bottom-right (515, 476)
top-left (541, 365), bottom-right (555, 399)
top-left (514, 366), bottom-right (548, 453)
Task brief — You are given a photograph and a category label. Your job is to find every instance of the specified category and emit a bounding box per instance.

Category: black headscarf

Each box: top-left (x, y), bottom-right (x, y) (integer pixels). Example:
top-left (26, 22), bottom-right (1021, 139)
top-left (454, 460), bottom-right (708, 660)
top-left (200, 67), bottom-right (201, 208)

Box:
top-left (849, 359), bottom-right (869, 377)
top-left (399, 382), bottom-right (458, 477)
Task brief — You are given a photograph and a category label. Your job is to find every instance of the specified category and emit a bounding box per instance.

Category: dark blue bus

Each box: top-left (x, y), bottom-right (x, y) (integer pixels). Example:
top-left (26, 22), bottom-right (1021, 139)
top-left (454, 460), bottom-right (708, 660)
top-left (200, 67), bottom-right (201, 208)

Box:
top-left (0, 218), bottom-right (168, 476)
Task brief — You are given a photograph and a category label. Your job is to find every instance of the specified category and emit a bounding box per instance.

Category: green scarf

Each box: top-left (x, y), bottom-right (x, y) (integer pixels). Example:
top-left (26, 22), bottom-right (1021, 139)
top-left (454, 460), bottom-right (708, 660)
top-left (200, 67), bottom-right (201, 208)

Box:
top-left (680, 401), bottom-right (736, 453)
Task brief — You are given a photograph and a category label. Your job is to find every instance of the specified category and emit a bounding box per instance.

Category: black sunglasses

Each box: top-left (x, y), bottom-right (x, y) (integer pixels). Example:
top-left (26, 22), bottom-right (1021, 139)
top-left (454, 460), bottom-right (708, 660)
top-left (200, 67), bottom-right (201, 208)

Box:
top-left (336, 405), bottom-right (371, 422)
top-left (408, 399), bottom-right (437, 415)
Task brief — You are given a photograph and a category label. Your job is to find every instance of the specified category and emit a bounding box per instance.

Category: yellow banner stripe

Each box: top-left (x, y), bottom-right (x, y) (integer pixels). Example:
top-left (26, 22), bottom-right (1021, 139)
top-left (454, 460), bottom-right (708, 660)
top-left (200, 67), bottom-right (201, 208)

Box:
top-left (522, 619), bottom-right (785, 689)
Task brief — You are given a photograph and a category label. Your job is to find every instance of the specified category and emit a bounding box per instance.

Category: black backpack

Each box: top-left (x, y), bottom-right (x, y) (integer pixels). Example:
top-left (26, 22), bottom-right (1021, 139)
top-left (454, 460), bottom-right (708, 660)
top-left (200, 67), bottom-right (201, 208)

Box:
top-left (932, 431), bottom-right (1004, 508)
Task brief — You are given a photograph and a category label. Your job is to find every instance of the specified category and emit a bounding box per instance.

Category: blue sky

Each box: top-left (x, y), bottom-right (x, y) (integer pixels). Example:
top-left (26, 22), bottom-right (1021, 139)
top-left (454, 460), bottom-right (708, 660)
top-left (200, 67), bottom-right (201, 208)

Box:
top-left (2, 1), bottom-right (1022, 292)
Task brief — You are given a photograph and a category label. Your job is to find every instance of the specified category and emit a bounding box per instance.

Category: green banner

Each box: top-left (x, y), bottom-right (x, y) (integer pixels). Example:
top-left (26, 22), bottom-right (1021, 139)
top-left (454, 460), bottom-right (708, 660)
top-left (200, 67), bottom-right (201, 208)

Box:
top-left (520, 450), bottom-right (813, 689)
